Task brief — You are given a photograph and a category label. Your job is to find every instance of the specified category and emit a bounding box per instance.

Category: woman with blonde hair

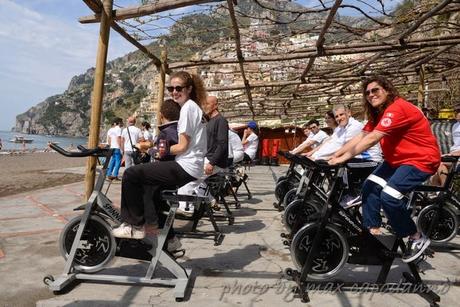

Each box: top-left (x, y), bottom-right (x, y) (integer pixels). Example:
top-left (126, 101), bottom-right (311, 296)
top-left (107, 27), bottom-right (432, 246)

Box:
top-left (113, 71), bottom-right (207, 252)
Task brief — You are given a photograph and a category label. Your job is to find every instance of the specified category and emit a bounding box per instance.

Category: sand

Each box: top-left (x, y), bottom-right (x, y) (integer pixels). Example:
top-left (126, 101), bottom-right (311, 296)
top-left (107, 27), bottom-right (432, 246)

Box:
top-left (0, 152), bottom-right (87, 197)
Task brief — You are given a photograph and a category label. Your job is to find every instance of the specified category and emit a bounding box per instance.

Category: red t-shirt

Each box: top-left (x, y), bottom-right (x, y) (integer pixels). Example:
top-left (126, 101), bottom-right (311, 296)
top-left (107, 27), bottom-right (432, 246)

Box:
top-left (363, 97), bottom-right (440, 174)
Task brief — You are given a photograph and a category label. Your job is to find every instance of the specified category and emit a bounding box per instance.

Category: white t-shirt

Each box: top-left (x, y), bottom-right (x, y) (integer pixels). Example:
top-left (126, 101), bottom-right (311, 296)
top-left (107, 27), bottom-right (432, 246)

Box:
top-left (311, 130), bottom-right (329, 148)
top-left (228, 130), bottom-right (244, 163)
top-left (175, 99), bottom-right (207, 179)
top-left (244, 133), bottom-right (259, 160)
top-left (312, 117), bottom-right (381, 161)
top-left (143, 130), bottom-right (154, 142)
top-left (450, 122), bottom-right (460, 152)
top-left (122, 125), bottom-right (142, 152)
top-left (107, 126), bottom-right (122, 149)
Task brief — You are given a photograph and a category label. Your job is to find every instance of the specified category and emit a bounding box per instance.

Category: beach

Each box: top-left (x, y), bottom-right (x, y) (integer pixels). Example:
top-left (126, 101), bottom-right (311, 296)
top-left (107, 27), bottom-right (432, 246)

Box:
top-left (0, 152), bottom-right (86, 197)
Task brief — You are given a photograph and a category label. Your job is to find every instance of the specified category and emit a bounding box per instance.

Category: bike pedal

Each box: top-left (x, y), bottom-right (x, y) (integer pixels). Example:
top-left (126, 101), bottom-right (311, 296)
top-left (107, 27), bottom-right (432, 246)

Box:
top-left (171, 249), bottom-right (186, 258)
top-left (425, 247), bottom-right (435, 257)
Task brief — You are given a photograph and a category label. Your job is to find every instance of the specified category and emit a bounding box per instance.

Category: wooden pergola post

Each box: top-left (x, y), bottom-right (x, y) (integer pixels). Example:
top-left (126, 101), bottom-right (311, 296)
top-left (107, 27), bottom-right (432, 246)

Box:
top-left (417, 65), bottom-right (425, 107)
top-left (85, 0), bottom-right (113, 200)
top-left (155, 49), bottom-right (168, 135)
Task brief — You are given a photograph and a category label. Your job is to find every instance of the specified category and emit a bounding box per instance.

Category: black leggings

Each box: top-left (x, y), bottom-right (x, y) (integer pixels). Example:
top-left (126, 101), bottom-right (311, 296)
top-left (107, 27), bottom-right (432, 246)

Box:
top-left (121, 160), bottom-right (195, 227)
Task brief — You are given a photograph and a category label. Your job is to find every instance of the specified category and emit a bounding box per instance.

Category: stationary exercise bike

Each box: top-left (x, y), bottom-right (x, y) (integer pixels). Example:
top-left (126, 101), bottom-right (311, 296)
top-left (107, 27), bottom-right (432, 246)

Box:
top-left (284, 158), bottom-right (440, 306)
top-left (273, 151), bottom-right (303, 210)
top-left (43, 144), bottom-right (207, 301)
top-left (412, 156), bottom-right (460, 246)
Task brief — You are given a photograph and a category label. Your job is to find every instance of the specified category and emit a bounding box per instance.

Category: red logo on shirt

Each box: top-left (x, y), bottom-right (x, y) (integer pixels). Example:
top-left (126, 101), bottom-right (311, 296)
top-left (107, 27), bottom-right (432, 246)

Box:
top-left (381, 118), bottom-right (392, 127)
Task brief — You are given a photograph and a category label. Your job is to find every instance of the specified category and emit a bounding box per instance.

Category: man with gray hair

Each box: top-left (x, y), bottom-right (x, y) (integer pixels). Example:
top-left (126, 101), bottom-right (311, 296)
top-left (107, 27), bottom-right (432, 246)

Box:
top-left (307, 104), bottom-right (381, 162)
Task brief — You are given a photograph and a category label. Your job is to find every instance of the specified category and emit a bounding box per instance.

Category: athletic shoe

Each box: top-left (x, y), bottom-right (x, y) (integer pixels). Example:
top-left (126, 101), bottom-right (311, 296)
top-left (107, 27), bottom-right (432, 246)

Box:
top-left (176, 207), bottom-right (194, 217)
top-left (167, 236), bottom-right (182, 252)
top-left (112, 222), bottom-right (145, 239)
top-left (402, 234), bottom-right (431, 263)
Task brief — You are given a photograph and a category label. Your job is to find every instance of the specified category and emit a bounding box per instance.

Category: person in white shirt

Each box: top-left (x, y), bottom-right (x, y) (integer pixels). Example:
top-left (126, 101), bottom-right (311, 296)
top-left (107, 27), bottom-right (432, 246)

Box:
top-left (112, 71), bottom-right (207, 253)
top-left (290, 119), bottom-right (329, 155)
top-left (228, 129), bottom-right (244, 165)
top-left (308, 105), bottom-right (382, 162)
top-left (141, 121), bottom-right (154, 143)
top-left (121, 116), bottom-right (143, 169)
top-left (106, 117), bottom-right (123, 180)
top-left (431, 108), bottom-right (460, 186)
top-left (242, 121), bottom-right (259, 161)
top-left (450, 109), bottom-right (460, 153)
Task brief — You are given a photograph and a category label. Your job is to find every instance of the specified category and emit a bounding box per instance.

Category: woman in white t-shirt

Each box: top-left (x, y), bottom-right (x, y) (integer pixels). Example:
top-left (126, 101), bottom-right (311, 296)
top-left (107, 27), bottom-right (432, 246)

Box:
top-left (113, 71), bottom-right (207, 252)
top-left (242, 121), bottom-right (259, 161)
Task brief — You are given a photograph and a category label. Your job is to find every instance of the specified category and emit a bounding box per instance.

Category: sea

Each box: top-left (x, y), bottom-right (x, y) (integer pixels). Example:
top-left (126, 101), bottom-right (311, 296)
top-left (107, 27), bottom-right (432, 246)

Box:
top-left (0, 130), bottom-right (88, 151)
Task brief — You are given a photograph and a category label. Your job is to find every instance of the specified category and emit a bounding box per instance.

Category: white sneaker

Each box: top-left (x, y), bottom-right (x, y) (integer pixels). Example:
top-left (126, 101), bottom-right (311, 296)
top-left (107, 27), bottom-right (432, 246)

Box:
top-left (167, 236), bottom-right (182, 252)
top-left (176, 207), bottom-right (194, 217)
top-left (112, 222), bottom-right (145, 239)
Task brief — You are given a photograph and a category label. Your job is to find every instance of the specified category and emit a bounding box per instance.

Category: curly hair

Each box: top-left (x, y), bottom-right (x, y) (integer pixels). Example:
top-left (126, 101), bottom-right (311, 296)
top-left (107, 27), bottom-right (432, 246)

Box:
top-left (160, 99), bottom-right (181, 121)
top-left (170, 71), bottom-right (207, 108)
top-left (362, 75), bottom-right (399, 124)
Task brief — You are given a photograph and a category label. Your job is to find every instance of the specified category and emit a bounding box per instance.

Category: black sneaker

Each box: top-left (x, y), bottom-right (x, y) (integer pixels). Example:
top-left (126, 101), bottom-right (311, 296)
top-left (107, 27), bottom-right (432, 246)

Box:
top-left (402, 235), bottom-right (431, 263)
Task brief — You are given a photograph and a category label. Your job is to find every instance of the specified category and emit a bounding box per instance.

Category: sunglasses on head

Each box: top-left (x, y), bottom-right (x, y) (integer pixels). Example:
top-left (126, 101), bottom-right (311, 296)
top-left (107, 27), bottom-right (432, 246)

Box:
top-left (166, 85), bottom-right (186, 93)
top-left (365, 87), bottom-right (381, 96)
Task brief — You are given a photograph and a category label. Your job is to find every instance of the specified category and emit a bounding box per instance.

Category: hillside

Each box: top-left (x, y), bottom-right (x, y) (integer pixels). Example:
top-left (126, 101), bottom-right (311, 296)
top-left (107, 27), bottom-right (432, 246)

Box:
top-left (14, 0), bottom-right (348, 136)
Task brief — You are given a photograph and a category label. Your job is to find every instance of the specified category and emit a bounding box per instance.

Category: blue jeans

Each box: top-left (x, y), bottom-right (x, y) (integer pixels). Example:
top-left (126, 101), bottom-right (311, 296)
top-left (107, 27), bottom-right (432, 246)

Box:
top-left (362, 162), bottom-right (431, 238)
top-left (107, 148), bottom-right (122, 177)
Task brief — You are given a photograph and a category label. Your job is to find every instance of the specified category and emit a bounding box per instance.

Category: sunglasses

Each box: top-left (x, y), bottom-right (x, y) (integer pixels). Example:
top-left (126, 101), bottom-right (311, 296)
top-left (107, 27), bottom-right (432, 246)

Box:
top-left (166, 85), bottom-right (186, 93)
top-left (365, 87), bottom-right (382, 96)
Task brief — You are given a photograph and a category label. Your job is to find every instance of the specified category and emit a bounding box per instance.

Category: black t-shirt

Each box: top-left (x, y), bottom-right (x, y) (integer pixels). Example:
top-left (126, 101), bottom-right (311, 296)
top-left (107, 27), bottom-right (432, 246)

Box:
top-left (206, 114), bottom-right (229, 168)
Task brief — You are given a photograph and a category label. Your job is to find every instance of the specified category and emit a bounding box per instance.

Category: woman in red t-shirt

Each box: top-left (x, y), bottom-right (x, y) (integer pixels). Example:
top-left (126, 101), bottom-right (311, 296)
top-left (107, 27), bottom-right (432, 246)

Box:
top-left (329, 75), bottom-right (440, 263)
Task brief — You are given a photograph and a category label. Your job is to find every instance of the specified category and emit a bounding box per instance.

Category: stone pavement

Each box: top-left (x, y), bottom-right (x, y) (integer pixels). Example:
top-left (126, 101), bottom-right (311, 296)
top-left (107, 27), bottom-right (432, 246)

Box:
top-left (0, 165), bottom-right (459, 307)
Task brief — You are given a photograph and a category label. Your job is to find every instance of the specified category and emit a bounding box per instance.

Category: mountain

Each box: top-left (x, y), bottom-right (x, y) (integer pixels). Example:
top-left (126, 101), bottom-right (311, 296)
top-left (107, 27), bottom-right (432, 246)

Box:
top-left (13, 0), bottom-right (340, 136)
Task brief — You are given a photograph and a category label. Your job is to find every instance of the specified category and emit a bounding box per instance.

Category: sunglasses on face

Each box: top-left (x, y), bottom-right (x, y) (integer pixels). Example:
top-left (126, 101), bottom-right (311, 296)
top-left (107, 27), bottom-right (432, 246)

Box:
top-left (365, 87), bottom-right (382, 96)
top-left (166, 85), bottom-right (186, 93)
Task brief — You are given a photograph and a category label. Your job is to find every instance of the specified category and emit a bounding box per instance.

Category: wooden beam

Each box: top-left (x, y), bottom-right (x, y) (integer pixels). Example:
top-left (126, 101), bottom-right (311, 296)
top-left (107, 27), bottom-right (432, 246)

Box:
top-left (206, 70), bottom-right (447, 92)
top-left (82, 0), bottom-right (165, 70)
top-left (80, 0), bottom-right (225, 24)
top-left (298, 0), bottom-right (342, 83)
top-left (226, 0), bottom-right (255, 117)
top-left (170, 35), bottom-right (460, 69)
top-left (417, 65), bottom-right (425, 107)
top-left (399, 0), bottom-right (454, 44)
top-left (85, 0), bottom-right (112, 200)
top-left (407, 45), bottom-right (456, 69)
top-left (156, 49), bottom-right (167, 135)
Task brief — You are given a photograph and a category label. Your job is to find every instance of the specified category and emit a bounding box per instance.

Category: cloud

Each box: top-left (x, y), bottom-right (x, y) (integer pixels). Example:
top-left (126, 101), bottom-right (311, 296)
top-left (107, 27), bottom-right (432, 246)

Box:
top-left (0, 0), bottom-right (135, 130)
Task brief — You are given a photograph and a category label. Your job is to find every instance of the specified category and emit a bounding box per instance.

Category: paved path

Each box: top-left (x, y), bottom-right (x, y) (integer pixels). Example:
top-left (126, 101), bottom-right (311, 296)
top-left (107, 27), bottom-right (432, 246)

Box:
top-left (0, 165), bottom-right (459, 307)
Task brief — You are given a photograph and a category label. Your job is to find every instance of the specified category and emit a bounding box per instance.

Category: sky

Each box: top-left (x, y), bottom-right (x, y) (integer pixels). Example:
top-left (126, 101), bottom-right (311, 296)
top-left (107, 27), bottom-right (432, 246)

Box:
top-left (0, 0), bottom-right (136, 131)
top-left (0, 0), bottom-right (402, 132)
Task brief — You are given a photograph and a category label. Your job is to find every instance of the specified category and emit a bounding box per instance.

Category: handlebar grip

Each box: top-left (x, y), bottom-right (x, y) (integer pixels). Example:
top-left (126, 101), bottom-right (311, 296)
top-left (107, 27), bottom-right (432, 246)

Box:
top-left (441, 155), bottom-right (459, 163)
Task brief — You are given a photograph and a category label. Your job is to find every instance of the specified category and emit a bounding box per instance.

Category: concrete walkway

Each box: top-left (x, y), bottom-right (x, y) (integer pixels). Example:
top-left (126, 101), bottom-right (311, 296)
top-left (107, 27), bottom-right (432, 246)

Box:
top-left (0, 165), bottom-right (459, 307)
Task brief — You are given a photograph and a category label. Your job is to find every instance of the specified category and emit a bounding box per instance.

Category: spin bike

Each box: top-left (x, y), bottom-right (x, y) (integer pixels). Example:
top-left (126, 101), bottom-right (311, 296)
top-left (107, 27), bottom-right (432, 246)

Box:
top-left (412, 156), bottom-right (460, 246)
top-left (273, 151), bottom-right (303, 210)
top-left (43, 144), bottom-right (207, 301)
top-left (285, 158), bottom-right (440, 306)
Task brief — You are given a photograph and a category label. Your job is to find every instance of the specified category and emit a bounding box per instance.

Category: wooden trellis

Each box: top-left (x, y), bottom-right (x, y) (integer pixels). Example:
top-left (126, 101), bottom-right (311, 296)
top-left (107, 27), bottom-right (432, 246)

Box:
top-left (80, 0), bottom-right (460, 197)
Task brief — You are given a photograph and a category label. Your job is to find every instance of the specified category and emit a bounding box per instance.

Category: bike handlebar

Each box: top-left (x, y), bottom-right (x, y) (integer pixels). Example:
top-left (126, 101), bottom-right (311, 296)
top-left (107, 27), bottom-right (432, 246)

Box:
top-left (49, 143), bottom-right (112, 158)
top-left (441, 155), bottom-right (460, 163)
top-left (283, 151), bottom-right (339, 170)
